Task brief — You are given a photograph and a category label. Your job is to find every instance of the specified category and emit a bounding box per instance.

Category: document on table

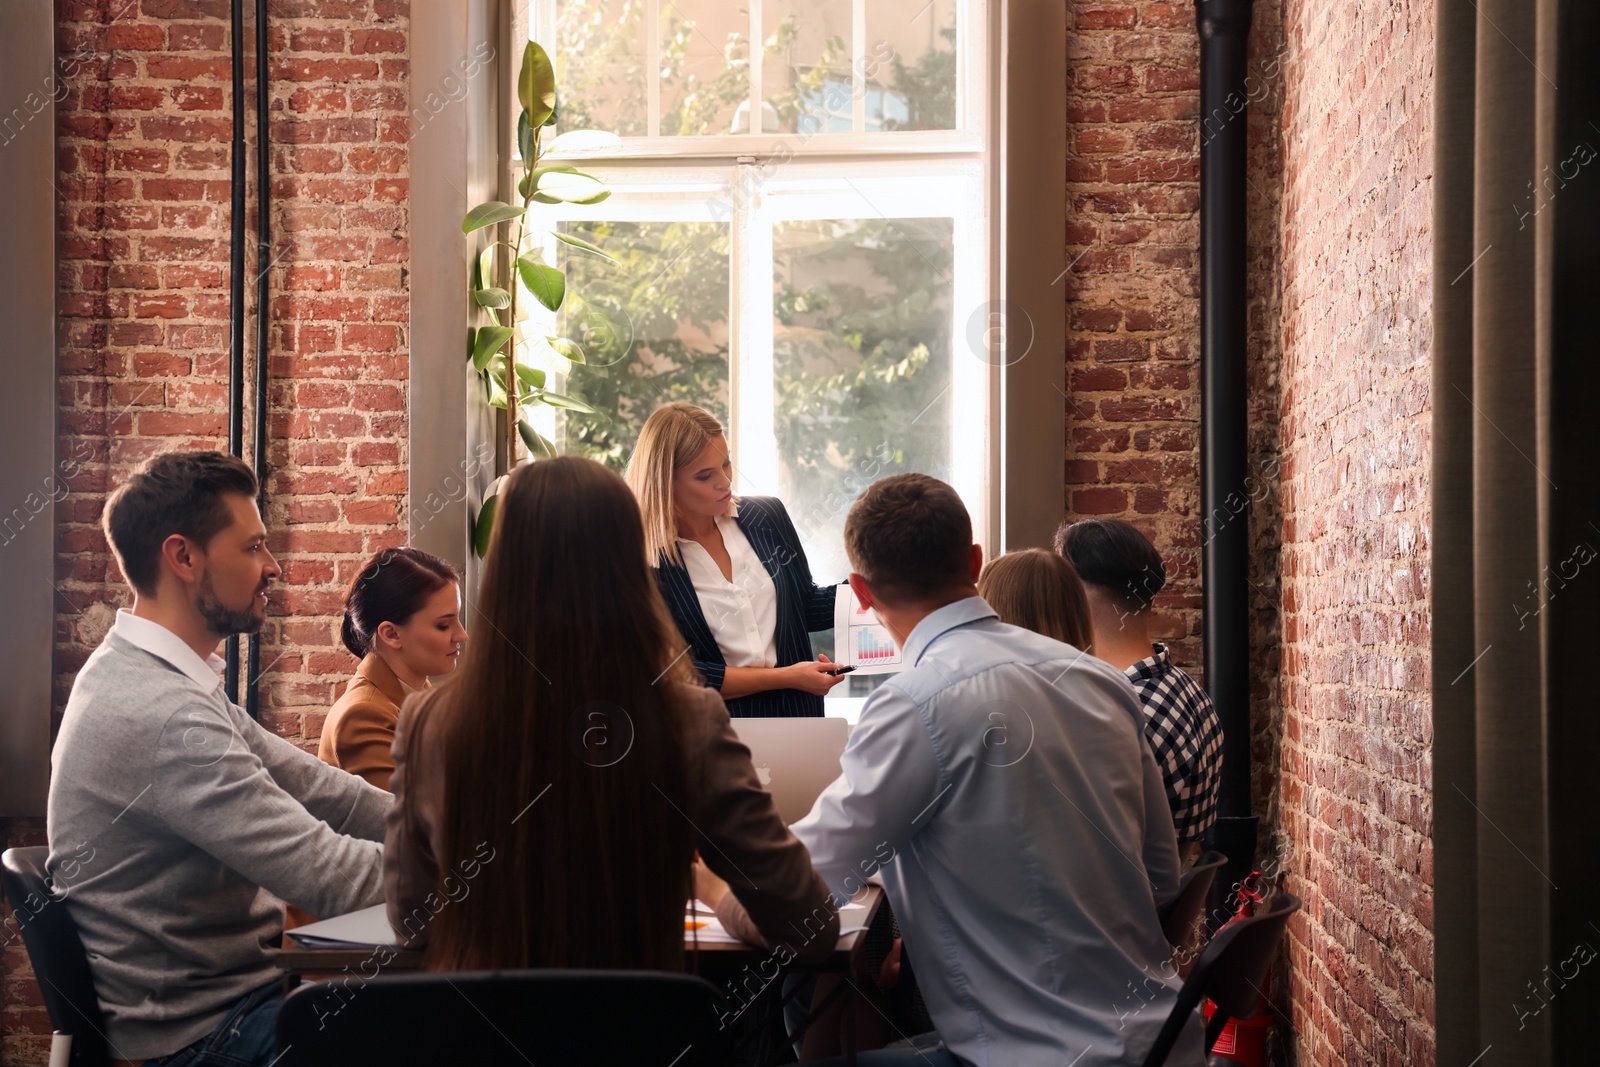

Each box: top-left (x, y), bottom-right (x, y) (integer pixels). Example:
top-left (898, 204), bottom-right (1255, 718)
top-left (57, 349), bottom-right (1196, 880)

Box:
top-left (832, 585), bottom-right (903, 675)
top-left (285, 904), bottom-right (399, 950)
top-left (686, 899), bottom-right (871, 944)
top-left (292, 899), bottom-right (872, 950)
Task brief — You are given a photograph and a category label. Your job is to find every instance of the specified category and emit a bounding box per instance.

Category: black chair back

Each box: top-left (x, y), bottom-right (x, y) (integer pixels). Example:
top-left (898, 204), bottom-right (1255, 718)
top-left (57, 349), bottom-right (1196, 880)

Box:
top-left (1156, 850), bottom-right (1228, 946)
top-left (1139, 892), bottom-right (1301, 1067)
top-left (1, 846), bottom-right (110, 1067)
top-left (277, 968), bottom-right (732, 1066)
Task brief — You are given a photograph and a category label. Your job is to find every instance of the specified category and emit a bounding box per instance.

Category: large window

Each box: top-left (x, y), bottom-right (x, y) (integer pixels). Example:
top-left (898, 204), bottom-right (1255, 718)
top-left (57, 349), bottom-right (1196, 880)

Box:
top-left (519, 0), bottom-right (992, 599)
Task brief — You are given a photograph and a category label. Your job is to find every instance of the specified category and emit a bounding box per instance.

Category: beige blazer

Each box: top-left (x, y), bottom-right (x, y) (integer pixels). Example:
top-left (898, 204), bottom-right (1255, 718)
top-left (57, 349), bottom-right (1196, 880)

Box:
top-left (319, 653), bottom-right (423, 792)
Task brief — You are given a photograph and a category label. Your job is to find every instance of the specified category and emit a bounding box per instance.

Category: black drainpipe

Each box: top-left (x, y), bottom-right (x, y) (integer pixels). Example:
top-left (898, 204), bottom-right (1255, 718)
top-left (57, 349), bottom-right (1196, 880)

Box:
top-left (246, 0), bottom-right (271, 720)
top-left (1195, 0), bottom-right (1258, 919)
top-left (225, 0), bottom-right (247, 703)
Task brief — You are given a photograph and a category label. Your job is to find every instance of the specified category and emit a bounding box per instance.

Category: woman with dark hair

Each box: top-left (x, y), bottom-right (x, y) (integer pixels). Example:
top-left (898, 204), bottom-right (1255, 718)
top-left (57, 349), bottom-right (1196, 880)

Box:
top-left (383, 457), bottom-right (838, 972)
top-left (976, 548), bottom-right (1095, 650)
top-left (318, 547), bottom-right (465, 791)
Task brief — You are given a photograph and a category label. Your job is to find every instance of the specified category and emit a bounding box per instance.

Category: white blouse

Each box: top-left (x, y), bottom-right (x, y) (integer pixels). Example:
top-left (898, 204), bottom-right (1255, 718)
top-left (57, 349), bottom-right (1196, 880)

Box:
top-left (677, 514), bottom-right (780, 668)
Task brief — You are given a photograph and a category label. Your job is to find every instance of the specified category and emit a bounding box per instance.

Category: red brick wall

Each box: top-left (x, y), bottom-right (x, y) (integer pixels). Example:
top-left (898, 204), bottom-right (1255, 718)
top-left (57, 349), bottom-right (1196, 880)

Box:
top-left (1062, 0), bottom-right (1288, 832)
top-left (1063, 1), bottom-right (1210, 670)
top-left (50, 0), bottom-right (412, 738)
top-left (1272, 0), bottom-right (1435, 1063)
top-left (4, 1), bottom-right (411, 1061)
top-left (4, 1), bottom-right (1439, 1063)
top-left (1064, 1), bottom-right (1435, 1064)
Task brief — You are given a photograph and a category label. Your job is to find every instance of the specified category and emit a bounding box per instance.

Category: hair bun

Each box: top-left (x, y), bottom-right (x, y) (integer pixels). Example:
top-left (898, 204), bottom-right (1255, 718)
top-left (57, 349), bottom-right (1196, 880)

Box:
top-left (340, 610), bottom-right (369, 659)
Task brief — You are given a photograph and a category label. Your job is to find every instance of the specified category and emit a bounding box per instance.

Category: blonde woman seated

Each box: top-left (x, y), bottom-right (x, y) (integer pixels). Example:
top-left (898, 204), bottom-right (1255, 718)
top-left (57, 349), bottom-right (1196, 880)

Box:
top-left (626, 402), bottom-right (844, 717)
top-left (383, 457), bottom-right (838, 970)
top-left (319, 547), bottom-right (466, 791)
top-left (976, 547), bottom-right (1095, 650)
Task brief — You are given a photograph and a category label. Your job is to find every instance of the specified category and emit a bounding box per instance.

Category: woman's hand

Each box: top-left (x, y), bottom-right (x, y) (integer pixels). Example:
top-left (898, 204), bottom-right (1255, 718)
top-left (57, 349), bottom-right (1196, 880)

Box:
top-left (693, 857), bottom-right (731, 911)
top-left (784, 654), bottom-right (848, 696)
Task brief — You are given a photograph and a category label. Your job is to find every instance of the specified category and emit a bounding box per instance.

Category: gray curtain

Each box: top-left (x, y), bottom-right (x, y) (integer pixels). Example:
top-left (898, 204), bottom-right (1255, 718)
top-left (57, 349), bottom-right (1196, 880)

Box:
top-left (1433, 1), bottom-right (1600, 1063)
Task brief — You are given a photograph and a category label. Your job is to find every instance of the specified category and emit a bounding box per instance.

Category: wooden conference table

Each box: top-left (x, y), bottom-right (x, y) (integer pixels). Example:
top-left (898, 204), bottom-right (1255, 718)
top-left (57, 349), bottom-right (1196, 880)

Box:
top-left (275, 885), bottom-right (883, 973)
top-left (274, 886), bottom-right (886, 1063)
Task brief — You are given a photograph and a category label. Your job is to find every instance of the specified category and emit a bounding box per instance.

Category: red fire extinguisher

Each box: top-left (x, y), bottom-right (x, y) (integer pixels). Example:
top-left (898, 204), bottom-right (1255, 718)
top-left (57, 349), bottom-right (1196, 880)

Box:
top-left (1202, 871), bottom-right (1274, 1066)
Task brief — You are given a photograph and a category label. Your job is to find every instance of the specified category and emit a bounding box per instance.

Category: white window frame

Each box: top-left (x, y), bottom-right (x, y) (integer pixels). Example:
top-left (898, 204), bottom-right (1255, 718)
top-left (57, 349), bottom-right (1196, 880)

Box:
top-left (408, 0), bottom-right (1064, 577)
top-left (520, 0), bottom-right (998, 558)
top-left (531, 0), bottom-right (988, 150)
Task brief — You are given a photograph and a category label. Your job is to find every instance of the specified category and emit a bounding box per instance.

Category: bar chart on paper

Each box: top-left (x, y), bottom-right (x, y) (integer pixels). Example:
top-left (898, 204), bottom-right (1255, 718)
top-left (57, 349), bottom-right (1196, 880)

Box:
top-left (833, 585), bottom-right (903, 675)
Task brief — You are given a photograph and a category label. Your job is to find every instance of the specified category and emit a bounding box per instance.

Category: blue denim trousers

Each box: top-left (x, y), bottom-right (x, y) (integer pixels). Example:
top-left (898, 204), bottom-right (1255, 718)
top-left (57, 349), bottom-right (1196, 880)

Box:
top-left (144, 982), bottom-right (284, 1067)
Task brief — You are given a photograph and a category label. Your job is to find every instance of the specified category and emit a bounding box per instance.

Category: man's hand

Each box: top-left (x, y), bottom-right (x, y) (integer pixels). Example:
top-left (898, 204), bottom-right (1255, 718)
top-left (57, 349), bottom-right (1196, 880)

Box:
top-left (693, 857), bottom-right (731, 911)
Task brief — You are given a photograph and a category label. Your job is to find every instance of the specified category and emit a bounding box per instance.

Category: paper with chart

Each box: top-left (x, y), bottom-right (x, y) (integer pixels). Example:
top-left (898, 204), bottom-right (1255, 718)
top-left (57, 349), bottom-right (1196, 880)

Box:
top-left (833, 584), bottom-right (903, 675)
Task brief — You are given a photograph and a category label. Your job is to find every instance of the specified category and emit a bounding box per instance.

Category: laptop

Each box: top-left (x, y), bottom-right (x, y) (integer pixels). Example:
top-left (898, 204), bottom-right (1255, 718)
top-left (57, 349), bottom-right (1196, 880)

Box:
top-left (730, 717), bottom-right (850, 825)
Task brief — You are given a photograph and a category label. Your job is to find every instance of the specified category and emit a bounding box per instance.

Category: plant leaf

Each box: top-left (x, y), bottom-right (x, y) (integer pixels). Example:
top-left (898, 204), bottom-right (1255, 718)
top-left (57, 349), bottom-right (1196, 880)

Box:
top-left (528, 164), bottom-right (579, 184)
top-left (538, 388), bottom-right (599, 414)
top-left (519, 42), bottom-right (557, 127)
top-left (517, 257), bottom-right (566, 312)
top-left (473, 287), bottom-right (512, 309)
top-left (548, 129), bottom-right (623, 154)
top-left (531, 169), bottom-right (610, 205)
top-left (517, 111), bottom-right (533, 164)
top-left (514, 363), bottom-right (547, 392)
top-left (519, 419), bottom-right (558, 458)
top-left (471, 325), bottom-right (515, 371)
top-left (473, 492), bottom-right (498, 558)
top-left (462, 200), bottom-right (526, 235)
top-left (547, 336), bottom-right (587, 364)
top-left (552, 229), bottom-right (616, 262)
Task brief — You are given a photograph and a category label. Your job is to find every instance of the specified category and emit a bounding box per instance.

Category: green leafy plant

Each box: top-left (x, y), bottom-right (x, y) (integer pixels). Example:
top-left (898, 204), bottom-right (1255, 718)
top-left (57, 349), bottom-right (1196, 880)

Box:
top-left (463, 40), bottom-right (613, 554)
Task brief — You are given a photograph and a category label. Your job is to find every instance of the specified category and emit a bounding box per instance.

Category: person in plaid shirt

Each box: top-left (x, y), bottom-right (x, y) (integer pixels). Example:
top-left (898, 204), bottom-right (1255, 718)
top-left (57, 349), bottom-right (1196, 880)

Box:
top-left (1055, 518), bottom-right (1224, 850)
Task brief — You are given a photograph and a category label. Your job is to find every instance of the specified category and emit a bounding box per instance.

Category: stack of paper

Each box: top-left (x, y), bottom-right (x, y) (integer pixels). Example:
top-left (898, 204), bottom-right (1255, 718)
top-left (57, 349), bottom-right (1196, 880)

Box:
top-left (285, 904), bottom-right (399, 950)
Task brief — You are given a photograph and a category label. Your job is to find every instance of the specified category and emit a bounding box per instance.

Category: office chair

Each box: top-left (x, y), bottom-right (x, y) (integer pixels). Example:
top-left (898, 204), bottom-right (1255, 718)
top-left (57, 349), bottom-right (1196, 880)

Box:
top-left (1139, 892), bottom-right (1301, 1067)
top-left (1156, 850), bottom-right (1228, 947)
top-left (1, 846), bottom-right (110, 1067)
top-left (276, 968), bottom-right (732, 1066)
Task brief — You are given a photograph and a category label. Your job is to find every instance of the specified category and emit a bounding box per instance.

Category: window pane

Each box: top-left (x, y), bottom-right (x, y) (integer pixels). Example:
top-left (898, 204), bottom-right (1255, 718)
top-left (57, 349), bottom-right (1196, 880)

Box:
top-left (772, 216), bottom-right (955, 582)
top-left (660, 0), bottom-right (748, 136)
top-left (866, 0), bottom-right (958, 131)
top-left (760, 0), bottom-right (853, 134)
top-left (555, 220), bottom-right (732, 470)
top-left (553, 0), bottom-right (649, 137)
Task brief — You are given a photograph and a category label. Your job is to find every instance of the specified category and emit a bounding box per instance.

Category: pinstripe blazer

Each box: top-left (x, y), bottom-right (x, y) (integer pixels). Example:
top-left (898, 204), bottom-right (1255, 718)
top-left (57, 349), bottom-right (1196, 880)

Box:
top-left (653, 496), bottom-right (837, 718)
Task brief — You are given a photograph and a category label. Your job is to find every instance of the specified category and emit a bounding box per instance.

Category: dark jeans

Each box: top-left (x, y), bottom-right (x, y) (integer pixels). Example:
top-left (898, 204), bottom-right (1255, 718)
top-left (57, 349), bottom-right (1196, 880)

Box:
top-left (145, 982), bottom-right (283, 1067)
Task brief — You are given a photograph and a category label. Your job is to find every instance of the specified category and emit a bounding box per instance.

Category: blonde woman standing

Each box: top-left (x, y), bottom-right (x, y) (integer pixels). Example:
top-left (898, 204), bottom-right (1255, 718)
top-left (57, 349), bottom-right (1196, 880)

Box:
top-left (626, 403), bottom-right (845, 717)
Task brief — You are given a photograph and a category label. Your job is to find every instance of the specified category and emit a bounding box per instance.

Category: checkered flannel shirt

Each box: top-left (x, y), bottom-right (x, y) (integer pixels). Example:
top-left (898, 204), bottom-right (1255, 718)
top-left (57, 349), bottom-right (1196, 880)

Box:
top-left (1124, 642), bottom-right (1224, 844)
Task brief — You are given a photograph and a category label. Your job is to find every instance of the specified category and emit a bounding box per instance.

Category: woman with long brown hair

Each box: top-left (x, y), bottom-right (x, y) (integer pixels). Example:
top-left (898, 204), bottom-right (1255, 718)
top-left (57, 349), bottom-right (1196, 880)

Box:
top-left (383, 457), bottom-right (838, 972)
top-left (976, 548), bottom-right (1095, 651)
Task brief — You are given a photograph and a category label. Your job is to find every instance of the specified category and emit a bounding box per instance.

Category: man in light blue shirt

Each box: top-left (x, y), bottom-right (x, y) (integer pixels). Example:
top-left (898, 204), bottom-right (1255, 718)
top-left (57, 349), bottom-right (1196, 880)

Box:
top-left (717, 474), bottom-right (1204, 1066)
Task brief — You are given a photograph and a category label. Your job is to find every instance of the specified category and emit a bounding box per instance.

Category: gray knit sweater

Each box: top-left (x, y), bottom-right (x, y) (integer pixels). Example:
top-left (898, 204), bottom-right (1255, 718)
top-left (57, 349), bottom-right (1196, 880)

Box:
top-left (47, 628), bottom-right (391, 1060)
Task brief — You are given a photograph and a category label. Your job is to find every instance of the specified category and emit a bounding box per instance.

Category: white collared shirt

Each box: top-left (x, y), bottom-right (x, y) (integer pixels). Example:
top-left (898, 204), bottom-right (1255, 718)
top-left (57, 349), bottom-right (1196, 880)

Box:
top-left (677, 514), bottom-right (779, 668)
top-left (113, 609), bottom-right (226, 691)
